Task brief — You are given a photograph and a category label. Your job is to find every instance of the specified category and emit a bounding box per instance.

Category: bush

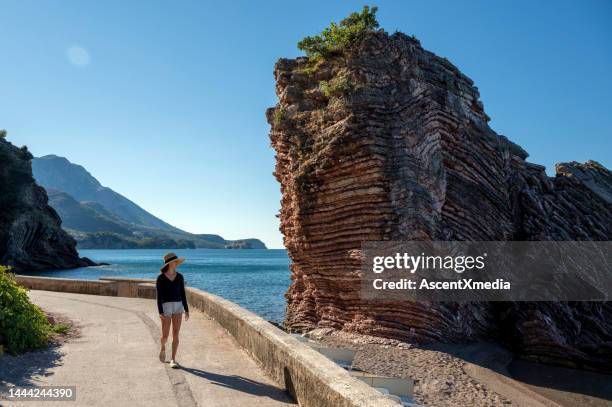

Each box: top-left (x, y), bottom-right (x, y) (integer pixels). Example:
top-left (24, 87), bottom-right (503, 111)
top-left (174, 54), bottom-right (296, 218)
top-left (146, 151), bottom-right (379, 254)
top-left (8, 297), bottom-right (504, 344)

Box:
top-left (0, 266), bottom-right (52, 354)
top-left (297, 6), bottom-right (379, 59)
top-left (319, 75), bottom-right (356, 98)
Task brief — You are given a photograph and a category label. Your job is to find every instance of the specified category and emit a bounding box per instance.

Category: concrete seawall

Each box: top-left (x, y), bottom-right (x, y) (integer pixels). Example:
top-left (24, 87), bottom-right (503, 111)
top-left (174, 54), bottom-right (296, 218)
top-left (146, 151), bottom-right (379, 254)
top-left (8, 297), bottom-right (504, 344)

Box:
top-left (14, 275), bottom-right (399, 407)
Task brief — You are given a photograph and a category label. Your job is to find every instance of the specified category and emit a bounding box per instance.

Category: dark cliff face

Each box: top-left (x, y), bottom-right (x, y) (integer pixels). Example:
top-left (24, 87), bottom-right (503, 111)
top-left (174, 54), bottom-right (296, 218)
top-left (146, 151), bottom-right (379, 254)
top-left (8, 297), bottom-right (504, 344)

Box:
top-left (268, 31), bottom-right (612, 370)
top-left (0, 138), bottom-right (95, 272)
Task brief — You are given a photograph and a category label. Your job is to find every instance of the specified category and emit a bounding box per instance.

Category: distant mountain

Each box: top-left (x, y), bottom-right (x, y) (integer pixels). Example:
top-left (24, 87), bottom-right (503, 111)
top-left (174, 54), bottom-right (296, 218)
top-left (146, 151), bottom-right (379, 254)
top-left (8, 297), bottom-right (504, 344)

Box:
top-left (33, 155), bottom-right (179, 232)
top-left (32, 155), bottom-right (267, 249)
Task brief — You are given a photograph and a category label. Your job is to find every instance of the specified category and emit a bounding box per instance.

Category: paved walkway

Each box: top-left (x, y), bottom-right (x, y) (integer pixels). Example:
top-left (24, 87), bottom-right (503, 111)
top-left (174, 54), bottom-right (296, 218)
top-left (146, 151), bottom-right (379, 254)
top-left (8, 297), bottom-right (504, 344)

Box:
top-left (0, 290), bottom-right (294, 407)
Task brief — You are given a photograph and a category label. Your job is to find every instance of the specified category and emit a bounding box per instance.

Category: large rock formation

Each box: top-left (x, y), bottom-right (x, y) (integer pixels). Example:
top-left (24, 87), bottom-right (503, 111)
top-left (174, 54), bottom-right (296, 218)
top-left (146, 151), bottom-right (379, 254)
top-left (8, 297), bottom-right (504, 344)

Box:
top-left (0, 137), bottom-right (95, 272)
top-left (267, 31), bottom-right (612, 370)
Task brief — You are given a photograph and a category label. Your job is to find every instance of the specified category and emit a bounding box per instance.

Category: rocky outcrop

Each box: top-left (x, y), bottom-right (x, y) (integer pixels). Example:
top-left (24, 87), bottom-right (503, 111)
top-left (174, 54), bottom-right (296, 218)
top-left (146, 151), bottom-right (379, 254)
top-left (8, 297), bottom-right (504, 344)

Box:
top-left (268, 31), bottom-right (612, 370)
top-left (0, 137), bottom-right (95, 272)
top-left (224, 239), bottom-right (268, 249)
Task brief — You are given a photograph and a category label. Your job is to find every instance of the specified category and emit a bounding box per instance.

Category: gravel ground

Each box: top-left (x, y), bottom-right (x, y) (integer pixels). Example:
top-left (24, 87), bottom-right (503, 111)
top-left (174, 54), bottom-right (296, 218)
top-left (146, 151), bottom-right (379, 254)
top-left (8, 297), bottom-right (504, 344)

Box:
top-left (308, 329), bottom-right (513, 407)
top-left (307, 329), bottom-right (612, 407)
top-left (44, 311), bottom-right (82, 346)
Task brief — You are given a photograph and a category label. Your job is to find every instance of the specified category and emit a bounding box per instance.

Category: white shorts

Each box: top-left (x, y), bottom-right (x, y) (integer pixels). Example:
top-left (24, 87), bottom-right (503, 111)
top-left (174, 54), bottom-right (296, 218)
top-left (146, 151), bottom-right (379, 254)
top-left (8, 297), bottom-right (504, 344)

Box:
top-left (162, 301), bottom-right (185, 317)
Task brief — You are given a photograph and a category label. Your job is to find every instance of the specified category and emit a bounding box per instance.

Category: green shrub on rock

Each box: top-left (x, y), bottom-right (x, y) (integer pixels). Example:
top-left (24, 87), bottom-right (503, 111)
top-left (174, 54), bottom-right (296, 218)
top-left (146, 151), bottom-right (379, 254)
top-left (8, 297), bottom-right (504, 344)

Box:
top-left (298, 6), bottom-right (379, 59)
top-left (319, 74), bottom-right (356, 98)
top-left (273, 107), bottom-right (287, 125)
top-left (0, 266), bottom-right (52, 354)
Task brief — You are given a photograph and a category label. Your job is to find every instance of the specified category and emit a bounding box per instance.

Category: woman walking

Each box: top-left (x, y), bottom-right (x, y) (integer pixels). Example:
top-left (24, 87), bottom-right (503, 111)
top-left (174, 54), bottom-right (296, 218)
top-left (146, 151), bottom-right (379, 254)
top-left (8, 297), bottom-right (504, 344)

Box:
top-left (156, 252), bottom-right (189, 368)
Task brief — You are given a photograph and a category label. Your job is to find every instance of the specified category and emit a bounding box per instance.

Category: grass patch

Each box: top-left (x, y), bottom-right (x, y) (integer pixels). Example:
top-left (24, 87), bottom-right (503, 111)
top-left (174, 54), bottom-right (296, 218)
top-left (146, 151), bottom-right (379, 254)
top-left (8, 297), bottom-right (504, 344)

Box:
top-left (51, 323), bottom-right (70, 335)
top-left (319, 74), bottom-right (357, 98)
top-left (296, 58), bottom-right (322, 76)
top-left (273, 107), bottom-right (287, 125)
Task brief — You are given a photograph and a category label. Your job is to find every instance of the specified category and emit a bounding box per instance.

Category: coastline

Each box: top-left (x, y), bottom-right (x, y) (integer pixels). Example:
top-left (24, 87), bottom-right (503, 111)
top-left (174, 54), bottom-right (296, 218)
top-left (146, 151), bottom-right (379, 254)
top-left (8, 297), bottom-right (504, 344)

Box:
top-left (22, 248), bottom-right (291, 324)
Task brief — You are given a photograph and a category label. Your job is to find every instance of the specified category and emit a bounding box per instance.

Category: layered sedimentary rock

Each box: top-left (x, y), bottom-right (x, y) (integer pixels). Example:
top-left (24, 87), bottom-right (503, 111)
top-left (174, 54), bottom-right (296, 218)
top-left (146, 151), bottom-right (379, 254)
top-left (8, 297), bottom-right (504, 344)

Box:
top-left (0, 137), bottom-right (95, 272)
top-left (267, 31), bottom-right (612, 369)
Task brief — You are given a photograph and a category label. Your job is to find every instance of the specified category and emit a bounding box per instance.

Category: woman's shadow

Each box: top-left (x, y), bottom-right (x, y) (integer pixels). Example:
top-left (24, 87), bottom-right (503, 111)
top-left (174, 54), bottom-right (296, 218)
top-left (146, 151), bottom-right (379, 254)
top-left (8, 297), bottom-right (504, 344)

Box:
top-left (180, 366), bottom-right (295, 404)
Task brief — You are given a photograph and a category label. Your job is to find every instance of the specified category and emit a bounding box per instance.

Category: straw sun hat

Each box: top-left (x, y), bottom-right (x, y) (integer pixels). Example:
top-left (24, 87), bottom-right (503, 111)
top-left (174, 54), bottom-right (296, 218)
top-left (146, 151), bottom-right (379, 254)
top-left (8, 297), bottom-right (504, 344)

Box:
top-left (160, 252), bottom-right (185, 273)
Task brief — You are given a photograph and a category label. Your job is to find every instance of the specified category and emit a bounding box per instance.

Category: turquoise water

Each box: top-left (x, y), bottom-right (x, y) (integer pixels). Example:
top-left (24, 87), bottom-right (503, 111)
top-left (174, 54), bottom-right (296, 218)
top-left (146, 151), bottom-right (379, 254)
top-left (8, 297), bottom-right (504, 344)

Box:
top-left (26, 249), bottom-right (291, 322)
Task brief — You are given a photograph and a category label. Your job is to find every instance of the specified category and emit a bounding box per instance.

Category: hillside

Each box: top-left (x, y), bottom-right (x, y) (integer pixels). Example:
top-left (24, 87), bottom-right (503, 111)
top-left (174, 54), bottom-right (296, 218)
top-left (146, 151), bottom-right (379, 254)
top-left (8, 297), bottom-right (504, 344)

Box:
top-left (46, 189), bottom-right (133, 235)
top-left (32, 155), bottom-right (266, 249)
top-left (33, 155), bottom-right (180, 232)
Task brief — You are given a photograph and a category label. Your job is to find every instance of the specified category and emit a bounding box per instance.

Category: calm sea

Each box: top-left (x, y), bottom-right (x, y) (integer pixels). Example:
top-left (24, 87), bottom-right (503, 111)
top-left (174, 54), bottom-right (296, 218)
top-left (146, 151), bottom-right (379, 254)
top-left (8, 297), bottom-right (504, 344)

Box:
top-left (26, 249), bottom-right (291, 323)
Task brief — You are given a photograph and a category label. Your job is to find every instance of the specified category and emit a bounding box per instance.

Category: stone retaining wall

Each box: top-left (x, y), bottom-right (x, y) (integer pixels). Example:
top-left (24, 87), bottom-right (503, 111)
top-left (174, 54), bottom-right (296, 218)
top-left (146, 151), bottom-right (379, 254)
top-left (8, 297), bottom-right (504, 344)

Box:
top-left (15, 275), bottom-right (118, 296)
top-left (14, 275), bottom-right (398, 407)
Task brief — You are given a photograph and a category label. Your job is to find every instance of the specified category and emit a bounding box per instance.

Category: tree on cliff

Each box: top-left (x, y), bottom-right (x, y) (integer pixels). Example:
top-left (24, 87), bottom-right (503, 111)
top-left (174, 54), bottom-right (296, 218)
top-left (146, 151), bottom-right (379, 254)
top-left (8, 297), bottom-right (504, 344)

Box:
top-left (297, 5), bottom-right (379, 58)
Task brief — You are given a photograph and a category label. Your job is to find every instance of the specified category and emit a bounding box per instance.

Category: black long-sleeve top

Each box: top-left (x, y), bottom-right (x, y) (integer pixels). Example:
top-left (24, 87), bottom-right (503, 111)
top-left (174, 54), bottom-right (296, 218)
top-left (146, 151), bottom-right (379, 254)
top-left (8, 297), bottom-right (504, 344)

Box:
top-left (156, 272), bottom-right (189, 314)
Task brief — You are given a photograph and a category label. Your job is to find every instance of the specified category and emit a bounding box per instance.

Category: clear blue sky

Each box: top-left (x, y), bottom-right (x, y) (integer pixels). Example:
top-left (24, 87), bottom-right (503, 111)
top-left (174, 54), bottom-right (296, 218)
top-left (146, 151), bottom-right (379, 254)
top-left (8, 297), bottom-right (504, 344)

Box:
top-left (1, 1), bottom-right (610, 248)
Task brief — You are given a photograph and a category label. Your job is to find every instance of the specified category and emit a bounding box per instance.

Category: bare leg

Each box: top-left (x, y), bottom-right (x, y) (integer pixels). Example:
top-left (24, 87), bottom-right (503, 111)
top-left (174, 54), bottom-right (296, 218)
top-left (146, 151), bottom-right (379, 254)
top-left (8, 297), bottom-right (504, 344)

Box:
top-left (171, 313), bottom-right (183, 360)
top-left (160, 315), bottom-right (171, 358)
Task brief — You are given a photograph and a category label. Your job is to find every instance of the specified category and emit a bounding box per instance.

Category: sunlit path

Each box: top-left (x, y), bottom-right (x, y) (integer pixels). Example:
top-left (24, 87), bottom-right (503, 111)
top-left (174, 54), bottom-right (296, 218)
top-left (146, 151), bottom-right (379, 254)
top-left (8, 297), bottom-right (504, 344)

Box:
top-left (1, 291), bottom-right (294, 407)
